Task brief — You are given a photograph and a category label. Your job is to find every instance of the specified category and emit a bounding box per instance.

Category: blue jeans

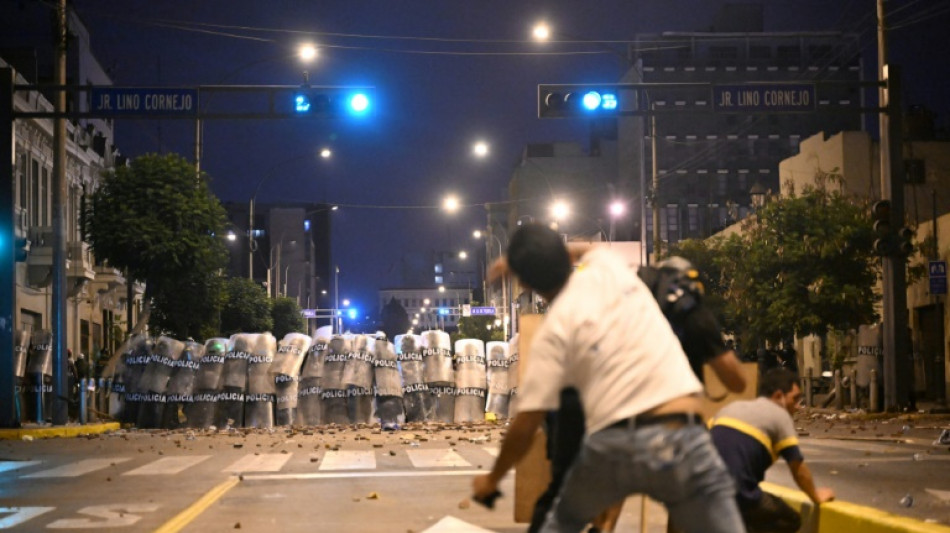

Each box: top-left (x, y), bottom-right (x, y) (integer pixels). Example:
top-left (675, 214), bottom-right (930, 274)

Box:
top-left (539, 422), bottom-right (746, 533)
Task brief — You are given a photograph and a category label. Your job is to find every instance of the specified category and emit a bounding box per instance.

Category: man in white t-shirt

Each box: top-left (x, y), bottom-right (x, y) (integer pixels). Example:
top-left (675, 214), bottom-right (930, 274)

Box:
top-left (472, 223), bottom-right (744, 533)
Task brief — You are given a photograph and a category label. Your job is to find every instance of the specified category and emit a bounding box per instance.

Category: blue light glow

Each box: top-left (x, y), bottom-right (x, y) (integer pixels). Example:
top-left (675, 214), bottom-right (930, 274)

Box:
top-left (295, 94), bottom-right (311, 113)
top-left (601, 93), bottom-right (618, 110)
top-left (348, 93), bottom-right (370, 113)
top-left (347, 309), bottom-right (358, 320)
top-left (582, 91), bottom-right (602, 111)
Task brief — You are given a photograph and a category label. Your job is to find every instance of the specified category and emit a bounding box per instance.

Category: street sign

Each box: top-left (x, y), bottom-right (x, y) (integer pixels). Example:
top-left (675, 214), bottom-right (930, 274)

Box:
top-left (712, 83), bottom-right (816, 113)
top-left (301, 309), bottom-right (318, 319)
top-left (469, 306), bottom-right (496, 316)
top-left (930, 260), bottom-right (947, 295)
top-left (89, 87), bottom-right (198, 117)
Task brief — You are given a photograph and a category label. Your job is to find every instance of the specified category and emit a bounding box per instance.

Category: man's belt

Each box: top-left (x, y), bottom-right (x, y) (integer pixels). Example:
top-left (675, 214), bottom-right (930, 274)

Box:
top-left (606, 412), bottom-right (704, 431)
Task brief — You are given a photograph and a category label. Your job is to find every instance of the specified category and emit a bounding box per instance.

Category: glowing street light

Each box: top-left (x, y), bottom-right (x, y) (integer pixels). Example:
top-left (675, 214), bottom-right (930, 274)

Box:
top-left (443, 195), bottom-right (460, 213)
top-left (438, 286), bottom-right (446, 293)
top-left (320, 148), bottom-right (332, 159)
top-left (226, 231), bottom-right (237, 242)
top-left (459, 250), bottom-right (468, 260)
top-left (342, 299), bottom-right (351, 307)
top-left (532, 22), bottom-right (551, 41)
top-left (472, 229), bottom-right (482, 239)
top-left (550, 200), bottom-right (570, 222)
top-left (472, 141), bottom-right (489, 158)
top-left (609, 200), bottom-right (626, 242)
top-left (299, 44), bottom-right (318, 63)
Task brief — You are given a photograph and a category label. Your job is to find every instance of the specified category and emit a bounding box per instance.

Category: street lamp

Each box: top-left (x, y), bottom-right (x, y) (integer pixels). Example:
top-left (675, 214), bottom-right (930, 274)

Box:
top-left (443, 195), bottom-right (460, 213)
top-left (249, 150), bottom-right (328, 281)
top-left (608, 200), bottom-right (625, 242)
top-left (458, 250), bottom-right (468, 260)
top-left (750, 181), bottom-right (768, 211)
top-left (550, 200), bottom-right (570, 225)
top-left (472, 141), bottom-right (489, 158)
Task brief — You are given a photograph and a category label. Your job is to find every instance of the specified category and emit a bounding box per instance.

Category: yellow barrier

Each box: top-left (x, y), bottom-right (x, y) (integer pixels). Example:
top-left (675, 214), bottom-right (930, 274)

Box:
top-left (762, 482), bottom-right (950, 533)
top-left (0, 422), bottom-right (120, 440)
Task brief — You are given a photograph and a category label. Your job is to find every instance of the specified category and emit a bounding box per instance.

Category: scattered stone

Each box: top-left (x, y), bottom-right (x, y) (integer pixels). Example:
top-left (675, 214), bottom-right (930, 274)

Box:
top-left (458, 499), bottom-right (471, 510)
top-left (234, 444), bottom-right (243, 449)
top-left (389, 450), bottom-right (396, 456)
top-left (310, 457), bottom-right (319, 463)
top-left (900, 493), bottom-right (914, 508)
top-left (234, 522), bottom-right (241, 529)
top-left (367, 492), bottom-right (380, 500)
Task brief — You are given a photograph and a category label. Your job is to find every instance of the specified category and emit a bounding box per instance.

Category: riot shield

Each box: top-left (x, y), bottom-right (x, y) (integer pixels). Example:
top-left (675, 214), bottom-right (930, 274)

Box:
top-left (296, 377), bottom-right (322, 426)
top-left (396, 334), bottom-right (432, 422)
top-left (485, 341), bottom-right (510, 418)
top-left (421, 330), bottom-right (454, 386)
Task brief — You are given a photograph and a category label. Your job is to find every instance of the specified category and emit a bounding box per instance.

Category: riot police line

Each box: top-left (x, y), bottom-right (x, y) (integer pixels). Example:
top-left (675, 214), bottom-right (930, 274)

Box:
top-left (12, 327), bottom-right (517, 430)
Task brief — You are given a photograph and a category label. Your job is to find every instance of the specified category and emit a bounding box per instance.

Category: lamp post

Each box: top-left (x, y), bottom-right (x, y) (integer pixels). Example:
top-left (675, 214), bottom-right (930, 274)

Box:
top-left (249, 150), bottom-right (329, 282)
top-left (334, 265), bottom-right (340, 334)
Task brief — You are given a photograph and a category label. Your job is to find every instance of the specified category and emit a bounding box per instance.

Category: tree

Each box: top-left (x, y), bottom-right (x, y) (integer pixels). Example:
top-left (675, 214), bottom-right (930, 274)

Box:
top-left (454, 310), bottom-right (504, 345)
top-left (85, 153), bottom-right (229, 339)
top-left (272, 297), bottom-right (305, 339)
top-left (379, 297), bottom-right (410, 341)
top-left (220, 277), bottom-right (272, 336)
top-left (716, 173), bottom-right (881, 350)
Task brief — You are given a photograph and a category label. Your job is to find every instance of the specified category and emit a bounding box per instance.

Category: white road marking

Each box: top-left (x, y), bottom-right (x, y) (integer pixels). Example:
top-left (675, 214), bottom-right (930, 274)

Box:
top-left (407, 449), bottom-right (472, 468)
top-left (23, 458), bottom-right (129, 478)
top-left (242, 469), bottom-right (485, 481)
top-left (422, 515), bottom-right (497, 532)
top-left (0, 460), bottom-right (41, 475)
top-left (319, 450), bottom-right (377, 470)
top-left (46, 504), bottom-right (160, 529)
top-left (123, 455), bottom-right (211, 476)
top-left (483, 446), bottom-right (499, 458)
top-left (925, 488), bottom-right (950, 502)
top-left (223, 454), bottom-right (291, 473)
top-left (0, 507), bottom-right (54, 529)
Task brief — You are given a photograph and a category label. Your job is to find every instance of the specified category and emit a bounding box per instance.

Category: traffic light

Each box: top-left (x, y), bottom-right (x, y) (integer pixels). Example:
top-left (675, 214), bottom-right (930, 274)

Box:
top-left (347, 308), bottom-right (358, 320)
top-left (538, 85), bottom-right (622, 118)
top-left (871, 200), bottom-right (893, 256)
top-left (897, 227), bottom-right (915, 256)
top-left (292, 87), bottom-right (374, 118)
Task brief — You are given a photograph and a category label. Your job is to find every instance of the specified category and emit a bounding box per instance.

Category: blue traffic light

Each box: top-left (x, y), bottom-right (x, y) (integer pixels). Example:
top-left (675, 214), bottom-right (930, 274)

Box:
top-left (294, 94), bottom-right (311, 113)
top-left (347, 308), bottom-right (358, 320)
top-left (601, 93), bottom-right (618, 110)
top-left (582, 91), bottom-right (602, 111)
top-left (438, 308), bottom-right (449, 316)
top-left (348, 93), bottom-right (370, 114)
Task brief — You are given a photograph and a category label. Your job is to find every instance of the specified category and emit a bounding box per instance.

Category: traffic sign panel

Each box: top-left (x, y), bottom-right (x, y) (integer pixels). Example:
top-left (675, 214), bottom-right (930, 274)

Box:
top-left (930, 260), bottom-right (947, 295)
top-left (470, 306), bottom-right (496, 316)
top-left (713, 83), bottom-right (815, 113)
top-left (90, 87), bottom-right (198, 116)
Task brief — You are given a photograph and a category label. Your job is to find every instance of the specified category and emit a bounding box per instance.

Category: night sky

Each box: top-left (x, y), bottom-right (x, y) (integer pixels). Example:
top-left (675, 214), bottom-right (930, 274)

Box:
top-left (63, 0), bottom-right (950, 314)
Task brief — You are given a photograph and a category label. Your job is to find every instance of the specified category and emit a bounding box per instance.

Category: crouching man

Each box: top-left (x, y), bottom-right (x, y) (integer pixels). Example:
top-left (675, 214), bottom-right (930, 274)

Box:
top-left (710, 368), bottom-right (834, 533)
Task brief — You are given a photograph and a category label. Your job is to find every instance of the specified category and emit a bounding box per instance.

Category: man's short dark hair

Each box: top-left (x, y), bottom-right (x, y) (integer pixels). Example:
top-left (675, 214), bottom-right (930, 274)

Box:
top-left (506, 223), bottom-right (572, 294)
top-left (758, 367), bottom-right (800, 397)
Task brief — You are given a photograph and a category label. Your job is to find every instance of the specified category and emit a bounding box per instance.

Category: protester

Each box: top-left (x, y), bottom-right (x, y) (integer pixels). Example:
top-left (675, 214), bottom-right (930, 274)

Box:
top-left (472, 223), bottom-right (744, 533)
top-left (527, 251), bottom-right (747, 533)
top-left (710, 368), bottom-right (834, 533)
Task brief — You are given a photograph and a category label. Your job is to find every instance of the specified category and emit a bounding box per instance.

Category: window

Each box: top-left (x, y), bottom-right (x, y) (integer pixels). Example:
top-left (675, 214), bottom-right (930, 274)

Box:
top-left (434, 264), bottom-right (443, 274)
top-left (41, 166), bottom-right (49, 226)
top-left (17, 152), bottom-right (26, 211)
top-left (31, 158), bottom-right (39, 226)
top-left (749, 46), bottom-right (771, 60)
top-left (434, 275), bottom-right (443, 284)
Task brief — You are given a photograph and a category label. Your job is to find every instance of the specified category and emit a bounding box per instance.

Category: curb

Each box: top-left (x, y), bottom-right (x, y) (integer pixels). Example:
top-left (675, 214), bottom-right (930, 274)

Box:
top-left (0, 422), bottom-right (121, 440)
top-left (762, 482), bottom-right (950, 532)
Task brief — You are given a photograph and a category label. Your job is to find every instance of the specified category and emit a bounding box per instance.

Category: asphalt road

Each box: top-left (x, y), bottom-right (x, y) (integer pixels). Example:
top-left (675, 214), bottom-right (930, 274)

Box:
top-left (0, 415), bottom-right (948, 531)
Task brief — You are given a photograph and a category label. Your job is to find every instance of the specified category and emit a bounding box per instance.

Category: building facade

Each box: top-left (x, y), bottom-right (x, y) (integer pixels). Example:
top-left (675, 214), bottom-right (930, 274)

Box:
top-left (3, 8), bottom-right (138, 360)
top-left (622, 27), bottom-right (865, 249)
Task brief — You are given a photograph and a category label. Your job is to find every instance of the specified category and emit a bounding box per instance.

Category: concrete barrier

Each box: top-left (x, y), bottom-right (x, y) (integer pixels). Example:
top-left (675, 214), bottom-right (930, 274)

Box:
top-left (762, 482), bottom-right (950, 533)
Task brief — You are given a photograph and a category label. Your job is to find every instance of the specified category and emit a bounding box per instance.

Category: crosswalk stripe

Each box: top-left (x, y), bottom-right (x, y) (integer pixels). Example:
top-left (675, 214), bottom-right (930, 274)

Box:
top-left (223, 454), bottom-right (291, 473)
top-left (0, 460), bottom-right (41, 475)
top-left (407, 449), bottom-right (472, 468)
top-left (483, 446), bottom-right (499, 458)
top-left (319, 450), bottom-right (377, 471)
top-left (123, 455), bottom-right (211, 476)
top-left (23, 458), bottom-right (130, 478)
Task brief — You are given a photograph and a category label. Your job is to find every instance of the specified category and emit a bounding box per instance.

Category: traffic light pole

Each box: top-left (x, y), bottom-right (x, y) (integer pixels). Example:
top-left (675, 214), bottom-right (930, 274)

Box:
top-left (880, 66), bottom-right (912, 410)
